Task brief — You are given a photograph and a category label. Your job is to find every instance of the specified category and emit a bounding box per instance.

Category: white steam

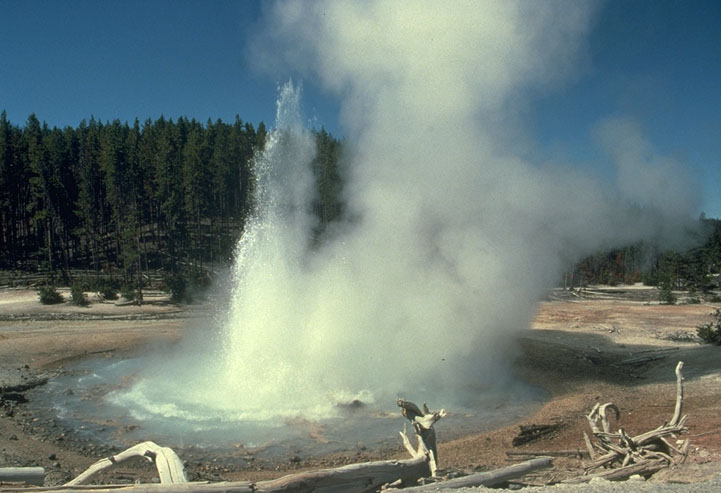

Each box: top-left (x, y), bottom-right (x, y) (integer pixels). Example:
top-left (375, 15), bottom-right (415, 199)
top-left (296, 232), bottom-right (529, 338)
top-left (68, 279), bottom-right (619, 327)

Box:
top-left (234, 1), bottom-right (698, 403)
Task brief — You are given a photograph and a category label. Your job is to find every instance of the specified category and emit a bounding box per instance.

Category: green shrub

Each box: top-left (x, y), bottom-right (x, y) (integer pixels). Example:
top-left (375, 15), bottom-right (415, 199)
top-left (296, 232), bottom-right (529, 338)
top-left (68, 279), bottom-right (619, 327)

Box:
top-left (696, 309), bottom-right (721, 345)
top-left (92, 278), bottom-right (121, 300)
top-left (642, 271), bottom-right (659, 287)
top-left (659, 283), bottom-right (676, 305)
top-left (38, 285), bottom-right (64, 305)
top-left (100, 285), bottom-right (119, 300)
top-left (164, 273), bottom-right (190, 304)
top-left (70, 283), bottom-right (89, 306)
top-left (121, 286), bottom-right (137, 301)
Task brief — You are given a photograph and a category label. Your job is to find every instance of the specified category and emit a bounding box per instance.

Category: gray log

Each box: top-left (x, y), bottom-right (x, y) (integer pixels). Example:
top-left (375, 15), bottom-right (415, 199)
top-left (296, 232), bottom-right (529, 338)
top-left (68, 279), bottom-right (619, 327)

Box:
top-left (0, 467), bottom-right (44, 486)
top-left (400, 457), bottom-right (553, 491)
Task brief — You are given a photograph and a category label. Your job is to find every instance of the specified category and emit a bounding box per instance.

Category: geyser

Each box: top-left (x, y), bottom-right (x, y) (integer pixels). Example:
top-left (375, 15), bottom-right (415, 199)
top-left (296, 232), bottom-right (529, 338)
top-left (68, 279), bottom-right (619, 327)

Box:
top-left (49, 1), bottom-right (699, 452)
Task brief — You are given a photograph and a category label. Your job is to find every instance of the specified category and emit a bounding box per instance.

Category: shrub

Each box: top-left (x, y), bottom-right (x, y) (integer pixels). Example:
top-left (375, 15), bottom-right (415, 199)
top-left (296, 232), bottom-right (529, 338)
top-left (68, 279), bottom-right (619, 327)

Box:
top-left (38, 285), bottom-right (64, 305)
top-left (697, 309), bottom-right (721, 345)
top-left (100, 285), bottom-right (119, 300)
top-left (164, 273), bottom-right (192, 304)
top-left (92, 278), bottom-right (121, 301)
top-left (70, 283), bottom-right (89, 306)
top-left (659, 283), bottom-right (676, 305)
top-left (121, 286), bottom-right (137, 302)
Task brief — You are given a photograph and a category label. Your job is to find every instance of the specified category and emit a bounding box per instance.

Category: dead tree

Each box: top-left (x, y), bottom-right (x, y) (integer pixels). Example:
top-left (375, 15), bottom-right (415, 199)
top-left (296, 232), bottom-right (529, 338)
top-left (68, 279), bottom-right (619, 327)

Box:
top-left (397, 398), bottom-right (446, 477)
top-left (568, 361), bottom-right (690, 483)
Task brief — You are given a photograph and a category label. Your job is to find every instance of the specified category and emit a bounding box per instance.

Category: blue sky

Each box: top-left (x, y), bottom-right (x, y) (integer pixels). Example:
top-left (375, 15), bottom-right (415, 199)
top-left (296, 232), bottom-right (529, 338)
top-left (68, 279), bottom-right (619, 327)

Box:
top-left (1, 0), bottom-right (720, 217)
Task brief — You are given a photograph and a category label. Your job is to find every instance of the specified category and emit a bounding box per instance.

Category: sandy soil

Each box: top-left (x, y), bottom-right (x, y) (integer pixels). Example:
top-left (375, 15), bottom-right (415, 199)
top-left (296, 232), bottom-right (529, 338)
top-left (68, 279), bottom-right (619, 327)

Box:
top-left (1, 286), bottom-right (720, 488)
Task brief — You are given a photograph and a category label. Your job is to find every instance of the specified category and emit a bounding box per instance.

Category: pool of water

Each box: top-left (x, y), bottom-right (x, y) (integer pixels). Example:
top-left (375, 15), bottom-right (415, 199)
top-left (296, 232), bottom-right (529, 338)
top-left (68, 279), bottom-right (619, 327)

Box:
top-left (29, 354), bottom-right (547, 460)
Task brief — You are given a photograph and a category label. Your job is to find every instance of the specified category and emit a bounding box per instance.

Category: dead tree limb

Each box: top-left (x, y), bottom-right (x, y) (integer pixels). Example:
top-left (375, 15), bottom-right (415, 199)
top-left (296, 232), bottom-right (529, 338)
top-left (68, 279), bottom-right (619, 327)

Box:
top-left (563, 459), bottom-right (667, 484)
top-left (65, 441), bottom-right (188, 486)
top-left (397, 398), bottom-right (446, 477)
top-left (670, 361), bottom-right (684, 427)
top-left (506, 450), bottom-right (588, 459)
top-left (573, 361), bottom-right (689, 481)
top-left (255, 455), bottom-right (430, 492)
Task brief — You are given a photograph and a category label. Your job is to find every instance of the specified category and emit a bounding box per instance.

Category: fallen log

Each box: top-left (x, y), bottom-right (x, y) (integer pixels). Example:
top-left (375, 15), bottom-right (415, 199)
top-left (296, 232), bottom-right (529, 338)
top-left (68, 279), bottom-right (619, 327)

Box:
top-left (0, 467), bottom-right (44, 486)
top-left (0, 482), bottom-right (253, 493)
top-left (398, 457), bottom-right (553, 491)
top-left (563, 458), bottom-right (667, 484)
top-left (506, 449), bottom-right (588, 459)
top-left (255, 455), bottom-right (430, 492)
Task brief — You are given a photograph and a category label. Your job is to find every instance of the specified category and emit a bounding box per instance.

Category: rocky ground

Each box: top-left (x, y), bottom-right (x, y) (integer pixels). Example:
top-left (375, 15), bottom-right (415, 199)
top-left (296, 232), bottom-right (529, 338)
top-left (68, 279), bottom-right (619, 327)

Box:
top-left (0, 285), bottom-right (720, 489)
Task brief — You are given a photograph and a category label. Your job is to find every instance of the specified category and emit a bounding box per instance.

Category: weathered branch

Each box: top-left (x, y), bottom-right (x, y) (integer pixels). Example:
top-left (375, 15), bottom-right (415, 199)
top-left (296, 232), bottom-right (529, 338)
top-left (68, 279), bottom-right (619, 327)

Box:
top-left (670, 361), bottom-right (684, 427)
top-left (65, 441), bottom-right (187, 486)
top-left (565, 459), bottom-right (667, 484)
top-left (397, 398), bottom-right (446, 477)
top-left (578, 361), bottom-right (689, 480)
top-left (255, 455), bottom-right (429, 492)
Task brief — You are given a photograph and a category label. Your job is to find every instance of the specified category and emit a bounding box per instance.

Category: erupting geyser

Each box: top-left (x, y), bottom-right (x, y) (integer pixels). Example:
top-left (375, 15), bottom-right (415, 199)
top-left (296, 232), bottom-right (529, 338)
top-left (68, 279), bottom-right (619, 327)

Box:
top-left (58, 1), bottom-right (698, 450)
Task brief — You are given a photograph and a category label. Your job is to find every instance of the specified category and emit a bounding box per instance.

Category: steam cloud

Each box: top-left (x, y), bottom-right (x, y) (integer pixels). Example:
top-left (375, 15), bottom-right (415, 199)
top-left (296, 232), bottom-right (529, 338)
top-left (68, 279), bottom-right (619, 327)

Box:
top-left (234, 0), bottom-right (698, 403)
top-left (115, 2), bottom-right (700, 426)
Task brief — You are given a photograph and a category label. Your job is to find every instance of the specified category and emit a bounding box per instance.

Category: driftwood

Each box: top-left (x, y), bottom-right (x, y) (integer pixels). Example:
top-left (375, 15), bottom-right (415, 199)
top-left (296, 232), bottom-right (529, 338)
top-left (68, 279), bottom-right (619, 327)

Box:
top-left (398, 457), bottom-right (553, 491)
top-left (562, 459), bottom-right (668, 484)
top-left (0, 467), bottom-right (44, 486)
top-left (396, 398), bottom-right (446, 477)
top-left (65, 441), bottom-right (187, 486)
top-left (255, 455), bottom-right (429, 492)
top-left (506, 449), bottom-right (589, 459)
top-left (568, 361), bottom-right (689, 483)
top-left (511, 423), bottom-right (562, 446)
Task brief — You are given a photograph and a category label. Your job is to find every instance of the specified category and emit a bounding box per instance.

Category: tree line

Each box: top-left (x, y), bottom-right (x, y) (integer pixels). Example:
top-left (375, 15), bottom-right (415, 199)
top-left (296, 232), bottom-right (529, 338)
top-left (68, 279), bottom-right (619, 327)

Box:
top-left (568, 216), bottom-right (721, 300)
top-left (1, 109), bottom-right (719, 303)
top-left (0, 111), bottom-right (343, 299)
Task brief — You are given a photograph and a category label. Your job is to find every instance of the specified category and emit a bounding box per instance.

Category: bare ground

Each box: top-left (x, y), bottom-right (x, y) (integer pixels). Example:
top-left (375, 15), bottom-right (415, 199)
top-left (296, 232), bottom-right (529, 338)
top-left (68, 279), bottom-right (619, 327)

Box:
top-left (1, 286), bottom-right (720, 488)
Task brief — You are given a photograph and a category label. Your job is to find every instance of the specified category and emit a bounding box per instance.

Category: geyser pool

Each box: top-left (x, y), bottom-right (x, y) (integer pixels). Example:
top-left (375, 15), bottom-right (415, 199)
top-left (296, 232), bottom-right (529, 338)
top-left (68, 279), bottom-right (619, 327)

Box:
top-left (31, 353), bottom-right (546, 458)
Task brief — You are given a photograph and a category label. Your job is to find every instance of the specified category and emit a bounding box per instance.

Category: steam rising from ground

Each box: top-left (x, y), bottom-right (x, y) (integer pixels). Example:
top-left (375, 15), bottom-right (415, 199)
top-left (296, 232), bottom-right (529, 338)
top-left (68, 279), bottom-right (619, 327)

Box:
top-left (113, 2), bottom-right (698, 428)
top-left (238, 1), bottom-right (697, 396)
